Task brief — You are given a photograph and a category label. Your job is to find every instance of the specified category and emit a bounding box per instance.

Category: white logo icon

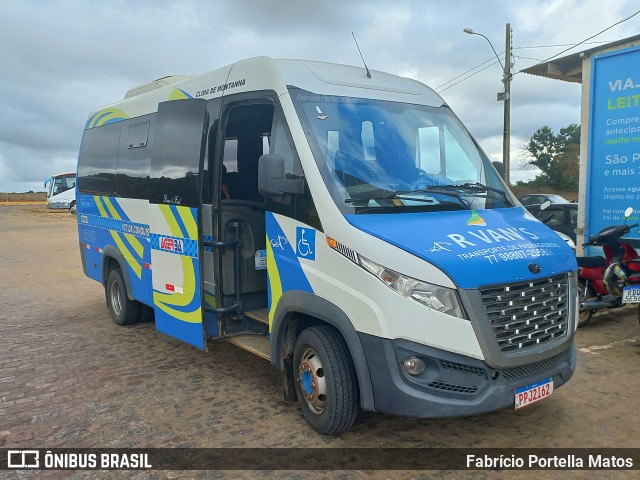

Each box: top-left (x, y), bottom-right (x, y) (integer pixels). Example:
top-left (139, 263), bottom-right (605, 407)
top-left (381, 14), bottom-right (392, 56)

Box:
top-left (8, 450), bottom-right (40, 469)
top-left (297, 229), bottom-right (314, 257)
top-left (429, 242), bottom-right (452, 252)
top-left (270, 235), bottom-right (289, 250)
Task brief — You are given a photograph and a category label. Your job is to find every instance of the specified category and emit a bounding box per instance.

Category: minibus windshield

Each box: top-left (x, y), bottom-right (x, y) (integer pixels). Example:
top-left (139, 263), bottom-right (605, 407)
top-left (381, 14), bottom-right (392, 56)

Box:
top-left (290, 88), bottom-right (514, 214)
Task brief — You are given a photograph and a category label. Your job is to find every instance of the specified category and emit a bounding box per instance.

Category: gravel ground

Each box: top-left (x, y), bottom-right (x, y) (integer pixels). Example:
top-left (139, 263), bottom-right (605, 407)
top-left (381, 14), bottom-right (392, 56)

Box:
top-left (1, 204), bottom-right (639, 479)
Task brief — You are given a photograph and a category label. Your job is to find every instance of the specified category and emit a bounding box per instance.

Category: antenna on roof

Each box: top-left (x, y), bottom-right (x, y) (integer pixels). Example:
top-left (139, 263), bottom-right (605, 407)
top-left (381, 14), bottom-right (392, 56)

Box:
top-left (352, 32), bottom-right (371, 79)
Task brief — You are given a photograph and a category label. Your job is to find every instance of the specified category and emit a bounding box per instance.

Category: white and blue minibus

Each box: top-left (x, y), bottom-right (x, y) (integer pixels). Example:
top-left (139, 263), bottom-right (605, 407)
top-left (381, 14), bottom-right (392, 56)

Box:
top-left (76, 57), bottom-right (577, 434)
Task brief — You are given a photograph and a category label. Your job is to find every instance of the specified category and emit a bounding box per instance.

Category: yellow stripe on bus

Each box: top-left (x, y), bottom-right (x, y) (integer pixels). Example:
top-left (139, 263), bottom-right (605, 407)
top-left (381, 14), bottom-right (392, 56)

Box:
top-left (110, 232), bottom-right (142, 279)
top-left (178, 206), bottom-right (198, 240)
top-left (266, 238), bottom-right (283, 331)
top-left (159, 204), bottom-right (184, 237)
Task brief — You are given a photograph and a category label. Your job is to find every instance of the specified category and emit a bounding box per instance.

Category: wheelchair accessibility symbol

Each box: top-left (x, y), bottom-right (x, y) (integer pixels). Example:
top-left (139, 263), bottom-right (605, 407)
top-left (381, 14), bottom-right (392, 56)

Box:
top-left (296, 227), bottom-right (316, 261)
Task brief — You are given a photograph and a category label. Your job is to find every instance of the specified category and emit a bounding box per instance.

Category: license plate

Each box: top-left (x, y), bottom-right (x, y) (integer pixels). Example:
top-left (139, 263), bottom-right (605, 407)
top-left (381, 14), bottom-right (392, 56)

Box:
top-left (515, 378), bottom-right (553, 410)
top-left (622, 286), bottom-right (640, 303)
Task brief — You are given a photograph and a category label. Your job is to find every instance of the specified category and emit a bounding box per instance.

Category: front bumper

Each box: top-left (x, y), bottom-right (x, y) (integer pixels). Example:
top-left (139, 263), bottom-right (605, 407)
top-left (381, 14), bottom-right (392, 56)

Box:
top-left (359, 333), bottom-right (576, 417)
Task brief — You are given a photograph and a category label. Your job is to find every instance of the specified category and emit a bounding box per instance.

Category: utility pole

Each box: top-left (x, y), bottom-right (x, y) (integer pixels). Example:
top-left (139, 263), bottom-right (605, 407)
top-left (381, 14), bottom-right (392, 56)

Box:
top-left (464, 23), bottom-right (513, 185)
top-left (502, 23), bottom-right (512, 186)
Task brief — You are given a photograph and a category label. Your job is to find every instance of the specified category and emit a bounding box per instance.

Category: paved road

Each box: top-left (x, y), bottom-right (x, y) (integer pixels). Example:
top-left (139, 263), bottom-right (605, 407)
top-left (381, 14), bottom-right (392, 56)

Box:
top-left (1, 205), bottom-right (639, 479)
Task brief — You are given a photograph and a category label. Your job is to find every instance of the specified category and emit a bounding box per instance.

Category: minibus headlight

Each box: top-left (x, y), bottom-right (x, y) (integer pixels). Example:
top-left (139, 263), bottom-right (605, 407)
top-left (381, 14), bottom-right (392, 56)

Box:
top-left (359, 255), bottom-right (467, 319)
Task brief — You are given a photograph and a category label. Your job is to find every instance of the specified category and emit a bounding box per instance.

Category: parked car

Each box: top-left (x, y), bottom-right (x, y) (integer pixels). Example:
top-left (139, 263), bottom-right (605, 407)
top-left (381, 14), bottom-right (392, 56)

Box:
top-left (526, 203), bottom-right (578, 242)
top-left (518, 193), bottom-right (570, 207)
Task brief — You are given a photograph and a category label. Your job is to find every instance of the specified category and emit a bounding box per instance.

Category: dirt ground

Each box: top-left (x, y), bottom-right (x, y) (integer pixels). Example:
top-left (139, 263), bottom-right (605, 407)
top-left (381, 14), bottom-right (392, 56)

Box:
top-left (1, 205), bottom-right (639, 479)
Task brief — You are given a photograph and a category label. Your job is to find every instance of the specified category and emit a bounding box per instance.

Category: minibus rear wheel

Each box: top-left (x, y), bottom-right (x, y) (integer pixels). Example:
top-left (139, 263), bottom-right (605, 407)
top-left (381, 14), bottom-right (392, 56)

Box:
top-left (106, 267), bottom-right (140, 326)
top-left (293, 325), bottom-right (358, 435)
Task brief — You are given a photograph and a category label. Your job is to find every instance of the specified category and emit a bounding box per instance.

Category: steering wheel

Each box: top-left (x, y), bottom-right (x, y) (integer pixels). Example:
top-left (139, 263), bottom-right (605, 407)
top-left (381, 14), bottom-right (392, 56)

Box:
top-left (407, 170), bottom-right (454, 190)
top-left (398, 167), bottom-right (428, 184)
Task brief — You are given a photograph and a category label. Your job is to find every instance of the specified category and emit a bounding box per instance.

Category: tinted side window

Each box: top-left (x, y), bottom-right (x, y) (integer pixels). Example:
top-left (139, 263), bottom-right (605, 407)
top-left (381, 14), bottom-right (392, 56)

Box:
top-left (201, 98), bottom-right (222, 205)
top-left (267, 111), bottom-right (322, 231)
top-left (546, 208), bottom-right (561, 226)
top-left (149, 99), bottom-right (208, 208)
top-left (53, 174), bottom-right (75, 194)
top-left (116, 116), bottom-right (153, 199)
top-left (77, 123), bottom-right (120, 195)
top-left (220, 102), bottom-right (274, 203)
top-left (127, 122), bottom-right (149, 148)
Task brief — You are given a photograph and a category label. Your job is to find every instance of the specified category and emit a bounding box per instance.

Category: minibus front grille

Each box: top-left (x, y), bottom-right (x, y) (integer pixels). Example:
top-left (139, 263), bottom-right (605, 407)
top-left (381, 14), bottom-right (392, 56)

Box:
top-left (426, 380), bottom-right (478, 394)
top-left (502, 353), bottom-right (562, 381)
top-left (479, 273), bottom-right (569, 353)
top-left (436, 359), bottom-right (486, 377)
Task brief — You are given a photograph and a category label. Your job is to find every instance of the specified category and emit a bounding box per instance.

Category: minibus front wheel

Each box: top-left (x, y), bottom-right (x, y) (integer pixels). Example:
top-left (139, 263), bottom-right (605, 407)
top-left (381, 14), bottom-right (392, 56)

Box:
top-left (293, 325), bottom-right (358, 435)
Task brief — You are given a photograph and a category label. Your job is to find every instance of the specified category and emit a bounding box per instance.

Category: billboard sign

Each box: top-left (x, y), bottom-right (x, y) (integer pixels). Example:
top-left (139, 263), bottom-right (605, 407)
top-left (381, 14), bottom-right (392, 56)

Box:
top-left (587, 46), bottom-right (640, 249)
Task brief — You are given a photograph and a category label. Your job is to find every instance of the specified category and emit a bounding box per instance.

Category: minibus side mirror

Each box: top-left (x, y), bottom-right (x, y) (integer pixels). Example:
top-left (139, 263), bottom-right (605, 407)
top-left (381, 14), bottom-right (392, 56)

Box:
top-left (258, 154), bottom-right (305, 198)
top-left (492, 161), bottom-right (505, 180)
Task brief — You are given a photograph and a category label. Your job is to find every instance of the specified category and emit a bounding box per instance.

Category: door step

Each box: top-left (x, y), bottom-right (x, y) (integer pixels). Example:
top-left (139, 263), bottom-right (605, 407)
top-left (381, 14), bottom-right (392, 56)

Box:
top-left (225, 334), bottom-right (271, 360)
top-left (245, 308), bottom-right (269, 325)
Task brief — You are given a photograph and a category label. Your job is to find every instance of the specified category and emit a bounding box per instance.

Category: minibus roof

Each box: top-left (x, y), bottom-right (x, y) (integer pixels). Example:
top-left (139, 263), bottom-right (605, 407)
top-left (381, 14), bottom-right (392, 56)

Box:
top-left (86, 57), bottom-right (446, 128)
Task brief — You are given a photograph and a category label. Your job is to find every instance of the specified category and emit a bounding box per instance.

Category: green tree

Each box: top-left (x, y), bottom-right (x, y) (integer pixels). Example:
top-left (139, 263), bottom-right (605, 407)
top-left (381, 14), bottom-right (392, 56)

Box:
top-left (523, 124), bottom-right (580, 190)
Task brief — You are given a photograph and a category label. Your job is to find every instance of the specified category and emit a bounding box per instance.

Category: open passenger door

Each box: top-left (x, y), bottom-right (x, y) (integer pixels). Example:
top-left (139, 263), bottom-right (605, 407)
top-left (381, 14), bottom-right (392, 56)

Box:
top-left (149, 99), bottom-right (208, 349)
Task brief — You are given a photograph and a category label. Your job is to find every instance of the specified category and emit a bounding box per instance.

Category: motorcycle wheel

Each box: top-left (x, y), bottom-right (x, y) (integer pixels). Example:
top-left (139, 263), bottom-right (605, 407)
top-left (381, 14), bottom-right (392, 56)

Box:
top-left (578, 281), bottom-right (595, 327)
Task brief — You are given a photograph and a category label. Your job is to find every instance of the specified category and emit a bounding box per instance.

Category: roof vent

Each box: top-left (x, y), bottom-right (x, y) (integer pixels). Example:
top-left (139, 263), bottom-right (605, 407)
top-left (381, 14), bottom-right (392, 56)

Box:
top-left (124, 75), bottom-right (193, 99)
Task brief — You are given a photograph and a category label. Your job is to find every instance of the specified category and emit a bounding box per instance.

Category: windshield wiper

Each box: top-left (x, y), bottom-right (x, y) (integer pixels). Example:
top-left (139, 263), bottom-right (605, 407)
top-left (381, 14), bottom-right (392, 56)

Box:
top-left (345, 194), bottom-right (446, 205)
top-left (393, 188), bottom-right (471, 209)
top-left (428, 183), bottom-right (511, 204)
top-left (344, 187), bottom-right (395, 204)
top-left (347, 187), bottom-right (470, 209)
top-left (392, 188), bottom-right (465, 202)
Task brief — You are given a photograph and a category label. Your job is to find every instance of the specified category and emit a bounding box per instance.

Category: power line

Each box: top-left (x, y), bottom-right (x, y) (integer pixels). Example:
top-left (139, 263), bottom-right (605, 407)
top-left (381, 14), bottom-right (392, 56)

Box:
top-left (514, 55), bottom-right (545, 62)
top-left (516, 8), bottom-right (640, 74)
top-left (434, 55), bottom-right (502, 90)
top-left (513, 41), bottom-right (611, 50)
top-left (438, 8), bottom-right (640, 91)
top-left (438, 42), bottom-right (611, 89)
top-left (437, 60), bottom-right (502, 93)
top-left (435, 45), bottom-right (592, 90)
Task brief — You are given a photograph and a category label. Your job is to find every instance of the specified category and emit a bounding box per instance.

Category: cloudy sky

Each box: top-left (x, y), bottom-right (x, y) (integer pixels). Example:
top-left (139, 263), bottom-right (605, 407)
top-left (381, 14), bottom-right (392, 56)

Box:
top-left (1, 0), bottom-right (639, 192)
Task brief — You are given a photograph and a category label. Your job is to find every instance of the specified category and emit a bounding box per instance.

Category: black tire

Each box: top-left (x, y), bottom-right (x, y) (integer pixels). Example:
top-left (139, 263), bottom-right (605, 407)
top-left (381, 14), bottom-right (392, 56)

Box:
top-left (293, 325), bottom-right (358, 435)
top-left (106, 268), bottom-right (140, 326)
top-left (578, 281), bottom-right (595, 327)
top-left (139, 304), bottom-right (155, 323)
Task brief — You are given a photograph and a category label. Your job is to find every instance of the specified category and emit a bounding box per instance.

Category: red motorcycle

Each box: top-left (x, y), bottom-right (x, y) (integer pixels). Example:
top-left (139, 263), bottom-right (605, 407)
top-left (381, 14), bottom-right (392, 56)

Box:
top-left (577, 208), bottom-right (640, 326)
